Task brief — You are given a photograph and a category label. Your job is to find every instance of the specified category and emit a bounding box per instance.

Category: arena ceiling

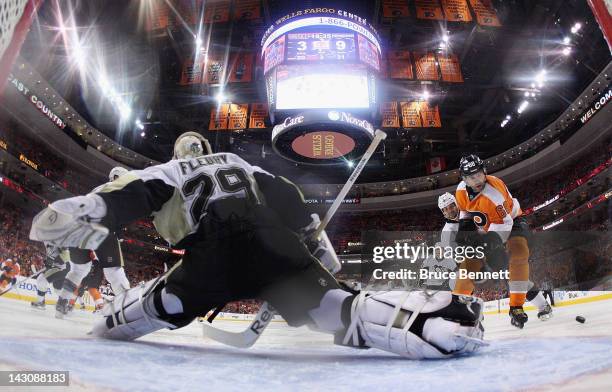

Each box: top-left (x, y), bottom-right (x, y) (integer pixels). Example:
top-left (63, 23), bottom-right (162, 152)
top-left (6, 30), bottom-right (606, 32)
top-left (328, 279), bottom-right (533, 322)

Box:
top-left (14, 0), bottom-right (611, 184)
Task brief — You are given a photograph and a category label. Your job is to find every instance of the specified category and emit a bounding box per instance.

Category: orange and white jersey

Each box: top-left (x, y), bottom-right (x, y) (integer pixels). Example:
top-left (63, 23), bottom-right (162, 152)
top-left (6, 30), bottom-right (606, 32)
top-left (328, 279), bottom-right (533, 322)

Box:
top-left (1, 259), bottom-right (21, 277)
top-left (455, 175), bottom-right (522, 242)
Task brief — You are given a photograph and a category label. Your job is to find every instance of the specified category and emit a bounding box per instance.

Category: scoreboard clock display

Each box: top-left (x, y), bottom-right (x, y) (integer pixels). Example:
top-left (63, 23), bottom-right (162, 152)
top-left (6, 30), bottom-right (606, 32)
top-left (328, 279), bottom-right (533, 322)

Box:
top-left (261, 10), bottom-right (382, 115)
top-left (286, 32), bottom-right (356, 61)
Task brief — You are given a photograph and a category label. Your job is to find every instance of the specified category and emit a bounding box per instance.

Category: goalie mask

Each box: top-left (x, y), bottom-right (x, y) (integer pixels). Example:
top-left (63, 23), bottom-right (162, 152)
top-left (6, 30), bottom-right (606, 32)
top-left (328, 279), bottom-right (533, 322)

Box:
top-left (173, 131), bottom-right (213, 160)
top-left (109, 167), bottom-right (129, 181)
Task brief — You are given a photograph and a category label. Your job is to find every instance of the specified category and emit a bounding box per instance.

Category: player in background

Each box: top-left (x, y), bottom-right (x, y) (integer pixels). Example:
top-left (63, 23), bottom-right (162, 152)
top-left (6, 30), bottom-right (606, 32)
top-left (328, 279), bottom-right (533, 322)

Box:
top-left (54, 167), bottom-right (131, 318)
top-left (452, 155), bottom-right (552, 328)
top-left (438, 192), bottom-right (460, 247)
top-left (30, 248), bottom-right (71, 309)
top-left (29, 131), bottom-right (485, 360)
top-left (68, 253), bottom-right (105, 313)
top-left (438, 191), bottom-right (552, 322)
top-left (0, 258), bottom-right (21, 293)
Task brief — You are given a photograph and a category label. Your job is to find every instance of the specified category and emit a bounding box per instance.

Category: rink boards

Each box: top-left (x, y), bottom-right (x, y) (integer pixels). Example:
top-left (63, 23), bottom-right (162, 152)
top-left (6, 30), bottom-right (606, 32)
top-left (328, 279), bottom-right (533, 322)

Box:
top-left (4, 275), bottom-right (612, 321)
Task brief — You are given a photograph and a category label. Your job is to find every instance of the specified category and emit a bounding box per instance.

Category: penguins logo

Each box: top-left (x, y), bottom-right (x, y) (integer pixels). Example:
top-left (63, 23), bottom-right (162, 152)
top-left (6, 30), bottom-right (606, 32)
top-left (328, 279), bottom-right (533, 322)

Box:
top-left (48, 211), bottom-right (58, 225)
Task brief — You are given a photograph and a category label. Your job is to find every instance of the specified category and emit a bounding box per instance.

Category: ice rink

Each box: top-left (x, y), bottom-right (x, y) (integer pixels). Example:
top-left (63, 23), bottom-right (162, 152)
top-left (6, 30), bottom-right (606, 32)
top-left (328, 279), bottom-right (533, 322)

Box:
top-left (1, 295), bottom-right (612, 392)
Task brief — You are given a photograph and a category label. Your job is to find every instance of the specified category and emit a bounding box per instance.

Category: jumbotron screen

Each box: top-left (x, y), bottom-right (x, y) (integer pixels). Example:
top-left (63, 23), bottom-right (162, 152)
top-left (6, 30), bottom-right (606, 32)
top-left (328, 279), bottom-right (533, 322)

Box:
top-left (261, 11), bottom-right (381, 112)
top-left (275, 64), bottom-right (369, 110)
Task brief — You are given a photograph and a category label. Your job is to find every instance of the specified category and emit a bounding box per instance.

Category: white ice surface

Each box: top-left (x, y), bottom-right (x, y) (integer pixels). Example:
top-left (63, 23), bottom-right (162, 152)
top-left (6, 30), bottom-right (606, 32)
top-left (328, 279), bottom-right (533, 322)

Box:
top-left (1, 296), bottom-right (612, 392)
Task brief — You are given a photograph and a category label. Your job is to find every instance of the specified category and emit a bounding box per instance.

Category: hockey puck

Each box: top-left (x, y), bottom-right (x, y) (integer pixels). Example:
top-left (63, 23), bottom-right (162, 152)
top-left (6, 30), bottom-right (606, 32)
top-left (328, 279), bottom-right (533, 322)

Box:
top-left (575, 316), bottom-right (586, 323)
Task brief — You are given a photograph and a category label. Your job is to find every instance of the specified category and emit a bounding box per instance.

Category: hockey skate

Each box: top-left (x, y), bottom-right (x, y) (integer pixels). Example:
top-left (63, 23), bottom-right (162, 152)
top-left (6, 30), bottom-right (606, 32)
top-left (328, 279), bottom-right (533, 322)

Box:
top-left (55, 298), bottom-right (70, 319)
top-left (537, 304), bottom-right (553, 321)
top-left (30, 300), bottom-right (45, 310)
top-left (509, 306), bottom-right (528, 329)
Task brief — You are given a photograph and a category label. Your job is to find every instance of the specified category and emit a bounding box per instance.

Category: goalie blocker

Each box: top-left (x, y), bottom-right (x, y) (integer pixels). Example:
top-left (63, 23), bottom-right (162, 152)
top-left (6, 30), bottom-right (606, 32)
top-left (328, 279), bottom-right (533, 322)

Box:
top-left (31, 145), bottom-right (484, 359)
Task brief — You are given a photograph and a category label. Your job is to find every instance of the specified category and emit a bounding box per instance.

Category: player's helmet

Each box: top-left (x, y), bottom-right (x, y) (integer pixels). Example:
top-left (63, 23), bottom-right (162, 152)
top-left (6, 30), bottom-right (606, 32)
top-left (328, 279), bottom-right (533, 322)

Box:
top-left (173, 131), bottom-right (213, 160)
top-left (109, 167), bottom-right (128, 181)
top-left (459, 154), bottom-right (485, 177)
top-left (437, 192), bottom-right (456, 210)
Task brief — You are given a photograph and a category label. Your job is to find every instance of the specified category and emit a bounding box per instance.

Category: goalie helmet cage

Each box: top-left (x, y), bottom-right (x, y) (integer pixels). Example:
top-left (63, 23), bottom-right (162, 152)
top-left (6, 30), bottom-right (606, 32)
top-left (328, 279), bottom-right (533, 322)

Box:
top-left (0, 0), bottom-right (43, 94)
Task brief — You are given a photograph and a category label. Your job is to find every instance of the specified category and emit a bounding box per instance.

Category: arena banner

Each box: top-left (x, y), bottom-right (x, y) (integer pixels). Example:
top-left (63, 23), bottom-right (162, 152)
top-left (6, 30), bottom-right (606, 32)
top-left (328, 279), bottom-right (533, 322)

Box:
top-left (3, 276), bottom-right (95, 310)
top-left (233, 0), bottom-right (261, 21)
top-left (204, 0), bottom-right (231, 24)
top-left (415, 0), bottom-right (444, 20)
top-left (420, 102), bottom-right (442, 127)
top-left (400, 101), bottom-right (423, 128)
top-left (205, 54), bottom-right (225, 84)
top-left (382, 0), bottom-right (410, 18)
top-left (437, 53), bottom-right (463, 82)
top-left (177, 0), bottom-right (202, 26)
top-left (388, 51), bottom-right (413, 79)
top-left (468, 0), bottom-right (502, 27)
top-left (179, 55), bottom-right (205, 85)
top-left (209, 104), bottom-right (230, 130)
top-left (588, 0), bottom-right (612, 53)
top-left (379, 56), bottom-right (389, 79)
top-left (413, 51), bottom-right (440, 80)
top-left (228, 53), bottom-right (254, 83)
top-left (146, 0), bottom-right (170, 31)
top-left (381, 102), bottom-right (400, 128)
top-left (248, 103), bottom-right (269, 128)
top-left (441, 0), bottom-right (473, 22)
top-left (228, 104), bottom-right (249, 129)
top-left (8, 75), bottom-right (67, 130)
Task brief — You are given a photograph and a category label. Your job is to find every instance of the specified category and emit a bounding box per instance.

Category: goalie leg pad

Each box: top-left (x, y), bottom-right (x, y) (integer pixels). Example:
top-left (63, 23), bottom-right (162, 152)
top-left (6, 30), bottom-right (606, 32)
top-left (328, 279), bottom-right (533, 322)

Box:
top-left (343, 291), bottom-right (486, 359)
top-left (91, 279), bottom-right (190, 340)
top-left (103, 267), bottom-right (130, 295)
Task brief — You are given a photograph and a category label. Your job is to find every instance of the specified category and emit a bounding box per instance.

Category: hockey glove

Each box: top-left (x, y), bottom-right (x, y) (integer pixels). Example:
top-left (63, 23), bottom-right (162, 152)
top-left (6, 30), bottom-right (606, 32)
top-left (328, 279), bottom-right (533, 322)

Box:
top-left (30, 194), bottom-right (109, 250)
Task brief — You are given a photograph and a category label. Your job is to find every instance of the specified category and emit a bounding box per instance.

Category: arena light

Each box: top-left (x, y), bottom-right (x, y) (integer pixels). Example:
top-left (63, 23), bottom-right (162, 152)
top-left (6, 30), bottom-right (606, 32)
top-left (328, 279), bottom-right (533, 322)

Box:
top-left (140, 131), bottom-right (146, 137)
top-left (563, 36), bottom-right (571, 45)
top-left (215, 92), bottom-right (228, 103)
top-left (135, 119), bottom-right (144, 130)
top-left (563, 47), bottom-right (571, 56)
top-left (347, 161), bottom-right (354, 168)
top-left (517, 100), bottom-right (529, 114)
top-left (421, 90), bottom-right (430, 101)
top-left (535, 70), bottom-right (547, 86)
top-left (571, 22), bottom-right (582, 34)
top-left (442, 34), bottom-right (449, 43)
top-left (500, 119), bottom-right (509, 128)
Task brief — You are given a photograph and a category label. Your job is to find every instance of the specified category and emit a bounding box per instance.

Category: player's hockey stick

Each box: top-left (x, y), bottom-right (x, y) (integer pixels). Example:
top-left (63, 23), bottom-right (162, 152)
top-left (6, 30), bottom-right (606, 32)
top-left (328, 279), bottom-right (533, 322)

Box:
top-left (202, 130), bottom-right (388, 348)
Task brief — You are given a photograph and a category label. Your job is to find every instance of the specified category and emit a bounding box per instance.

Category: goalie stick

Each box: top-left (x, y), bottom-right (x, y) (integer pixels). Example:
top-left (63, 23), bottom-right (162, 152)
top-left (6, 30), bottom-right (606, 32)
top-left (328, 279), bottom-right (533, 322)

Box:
top-left (202, 129), bottom-right (388, 348)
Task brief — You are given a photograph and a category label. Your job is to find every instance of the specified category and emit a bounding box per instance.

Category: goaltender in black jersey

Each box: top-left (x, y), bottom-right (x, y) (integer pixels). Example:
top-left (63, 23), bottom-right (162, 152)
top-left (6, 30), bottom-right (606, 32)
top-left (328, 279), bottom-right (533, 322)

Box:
top-left (29, 131), bottom-right (486, 359)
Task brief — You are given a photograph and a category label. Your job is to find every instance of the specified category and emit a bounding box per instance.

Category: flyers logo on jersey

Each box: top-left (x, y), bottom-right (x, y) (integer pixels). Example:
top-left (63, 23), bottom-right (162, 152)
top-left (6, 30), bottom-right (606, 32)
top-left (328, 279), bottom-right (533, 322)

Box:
top-left (471, 211), bottom-right (488, 227)
top-left (496, 205), bottom-right (507, 219)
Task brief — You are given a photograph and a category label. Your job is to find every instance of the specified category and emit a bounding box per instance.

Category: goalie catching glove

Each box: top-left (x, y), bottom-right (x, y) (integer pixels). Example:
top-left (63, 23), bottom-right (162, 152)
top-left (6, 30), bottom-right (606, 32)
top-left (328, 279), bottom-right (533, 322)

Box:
top-left (342, 291), bottom-right (486, 359)
top-left (29, 194), bottom-right (109, 250)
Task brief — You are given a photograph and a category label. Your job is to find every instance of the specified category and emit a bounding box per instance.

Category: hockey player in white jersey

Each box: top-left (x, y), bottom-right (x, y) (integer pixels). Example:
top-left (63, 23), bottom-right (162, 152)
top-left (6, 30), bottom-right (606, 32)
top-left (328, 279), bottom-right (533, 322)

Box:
top-left (438, 192), bottom-right (460, 247)
top-left (29, 131), bottom-right (486, 359)
top-left (53, 166), bottom-right (131, 318)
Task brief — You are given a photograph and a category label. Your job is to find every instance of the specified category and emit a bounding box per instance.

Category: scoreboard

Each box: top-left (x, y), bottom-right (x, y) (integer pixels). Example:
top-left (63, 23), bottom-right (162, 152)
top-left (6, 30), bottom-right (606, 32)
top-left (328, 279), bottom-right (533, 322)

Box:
top-left (286, 33), bottom-right (356, 62)
top-left (261, 10), bottom-right (381, 112)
